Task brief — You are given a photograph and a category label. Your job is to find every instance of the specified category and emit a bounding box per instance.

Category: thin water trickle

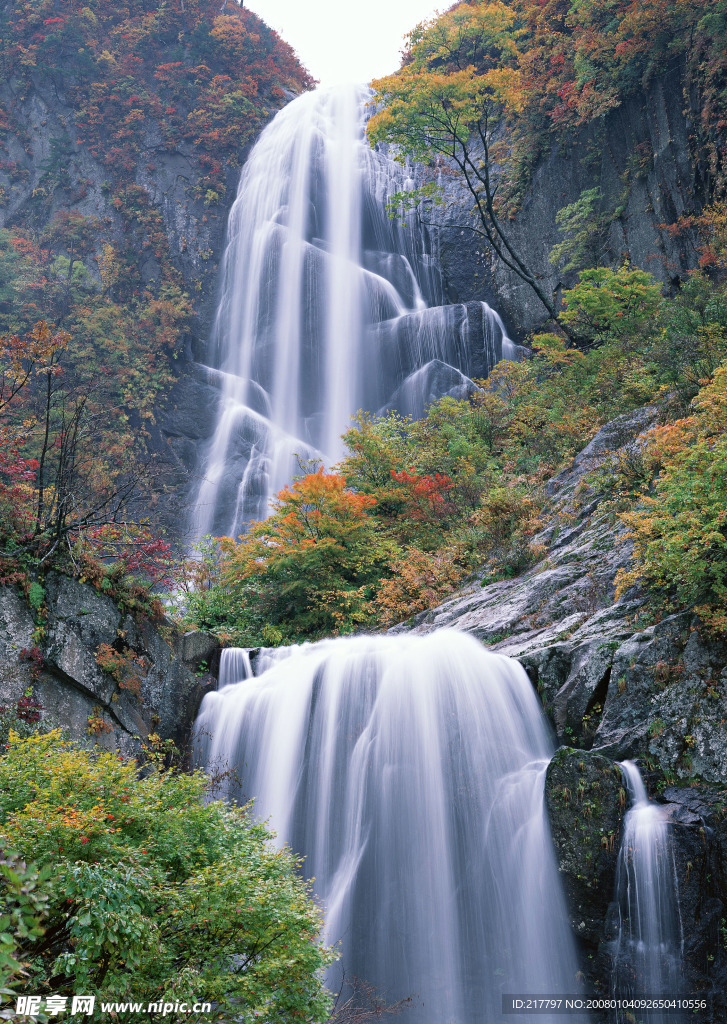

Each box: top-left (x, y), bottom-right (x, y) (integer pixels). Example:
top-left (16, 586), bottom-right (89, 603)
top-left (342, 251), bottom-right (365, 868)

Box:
top-left (612, 761), bottom-right (684, 1021)
top-left (194, 630), bottom-right (584, 1024)
top-left (193, 85), bottom-right (517, 540)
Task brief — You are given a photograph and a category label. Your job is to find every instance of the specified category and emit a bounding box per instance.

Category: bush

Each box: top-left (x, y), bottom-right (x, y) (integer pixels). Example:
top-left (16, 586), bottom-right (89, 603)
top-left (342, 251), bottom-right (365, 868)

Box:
top-left (0, 850), bottom-right (50, 996)
top-left (616, 360), bottom-right (727, 635)
top-left (0, 732), bottom-right (335, 1022)
top-left (212, 469), bottom-right (396, 643)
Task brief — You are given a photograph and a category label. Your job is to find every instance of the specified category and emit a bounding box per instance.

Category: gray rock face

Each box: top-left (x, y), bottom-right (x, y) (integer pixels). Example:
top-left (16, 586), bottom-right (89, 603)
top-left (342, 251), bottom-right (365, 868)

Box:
top-left (545, 750), bottom-right (625, 993)
top-left (434, 66), bottom-right (702, 339)
top-left (0, 573), bottom-right (218, 755)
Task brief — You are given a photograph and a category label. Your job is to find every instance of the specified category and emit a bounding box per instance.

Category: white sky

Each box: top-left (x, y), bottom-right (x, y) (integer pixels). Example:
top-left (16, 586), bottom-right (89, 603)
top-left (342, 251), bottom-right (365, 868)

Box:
top-left (245, 0), bottom-right (441, 85)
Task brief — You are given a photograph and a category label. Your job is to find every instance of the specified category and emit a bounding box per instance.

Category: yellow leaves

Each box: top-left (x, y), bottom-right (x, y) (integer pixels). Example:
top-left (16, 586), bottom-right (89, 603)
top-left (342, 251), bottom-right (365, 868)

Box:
top-left (368, 0), bottom-right (526, 157)
top-left (531, 332), bottom-right (584, 366)
top-left (614, 354), bottom-right (727, 629)
top-left (692, 360), bottom-right (727, 435)
top-left (483, 66), bottom-right (527, 113)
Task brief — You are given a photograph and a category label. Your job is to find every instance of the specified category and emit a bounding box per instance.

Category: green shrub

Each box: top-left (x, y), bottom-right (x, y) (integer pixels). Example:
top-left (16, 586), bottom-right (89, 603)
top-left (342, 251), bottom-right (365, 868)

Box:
top-left (0, 732), bottom-right (335, 1022)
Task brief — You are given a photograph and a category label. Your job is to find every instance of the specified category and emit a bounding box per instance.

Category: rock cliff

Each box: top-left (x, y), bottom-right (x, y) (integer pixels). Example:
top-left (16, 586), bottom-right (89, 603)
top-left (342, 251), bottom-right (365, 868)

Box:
top-left (0, 571), bottom-right (218, 755)
top-left (435, 64), bottom-right (703, 340)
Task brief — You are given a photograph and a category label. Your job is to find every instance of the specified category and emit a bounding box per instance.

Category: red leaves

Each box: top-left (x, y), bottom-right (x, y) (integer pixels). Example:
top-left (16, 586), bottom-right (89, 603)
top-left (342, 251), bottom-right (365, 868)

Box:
top-left (8, 679), bottom-right (43, 717)
top-left (390, 469), bottom-right (455, 524)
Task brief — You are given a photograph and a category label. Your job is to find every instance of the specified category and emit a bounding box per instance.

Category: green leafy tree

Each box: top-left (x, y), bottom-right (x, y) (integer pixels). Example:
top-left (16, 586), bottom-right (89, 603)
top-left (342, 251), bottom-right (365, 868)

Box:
top-left (549, 188), bottom-right (605, 274)
top-left (0, 850), bottom-right (50, 1003)
top-left (0, 731), bottom-right (335, 1022)
top-left (559, 265), bottom-right (664, 349)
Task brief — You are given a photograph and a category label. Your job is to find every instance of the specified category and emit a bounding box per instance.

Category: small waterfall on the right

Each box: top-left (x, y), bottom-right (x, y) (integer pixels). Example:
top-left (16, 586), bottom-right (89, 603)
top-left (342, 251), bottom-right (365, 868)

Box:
top-left (611, 761), bottom-right (684, 1020)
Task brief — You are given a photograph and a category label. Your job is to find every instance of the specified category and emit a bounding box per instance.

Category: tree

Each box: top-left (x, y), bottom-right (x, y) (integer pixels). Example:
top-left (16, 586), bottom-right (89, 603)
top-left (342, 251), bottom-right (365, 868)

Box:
top-left (558, 265), bottom-right (664, 349)
top-left (0, 731), bottom-right (335, 1021)
top-left (616, 359), bottom-right (727, 636)
top-left (368, 2), bottom-right (561, 324)
top-left (216, 469), bottom-right (395, 641)
top-left (0, 849), bottom-right (50, 998)
top-left (0, 321), bottom-right (157, 568)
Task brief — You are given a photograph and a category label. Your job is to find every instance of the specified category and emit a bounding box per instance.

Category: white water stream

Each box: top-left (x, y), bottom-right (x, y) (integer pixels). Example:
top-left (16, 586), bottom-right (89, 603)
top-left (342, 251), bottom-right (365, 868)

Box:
top-left (195, 630), bottom-right (583, 1023)
top-left (612, 762), bottom-right (684, 1020)
top-left (193, 84), bottom-right (516, 539)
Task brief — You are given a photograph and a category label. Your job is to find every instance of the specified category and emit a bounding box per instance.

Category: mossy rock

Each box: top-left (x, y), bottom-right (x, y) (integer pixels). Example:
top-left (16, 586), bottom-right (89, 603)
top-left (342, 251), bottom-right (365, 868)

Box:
top-left (545, 748), bottom-right (625, 987)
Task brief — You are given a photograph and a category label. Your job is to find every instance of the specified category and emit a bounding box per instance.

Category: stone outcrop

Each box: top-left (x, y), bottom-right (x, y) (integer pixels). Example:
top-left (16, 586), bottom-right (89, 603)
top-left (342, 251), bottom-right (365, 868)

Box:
top-left (0, 571), bottom-right (218, 755)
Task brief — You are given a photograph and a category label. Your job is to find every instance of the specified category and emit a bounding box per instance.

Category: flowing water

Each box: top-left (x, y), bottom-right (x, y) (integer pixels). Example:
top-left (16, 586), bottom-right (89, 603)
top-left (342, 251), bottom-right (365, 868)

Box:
top-left (193, 84), bottom-right (518, 539)
top-left (194, 630), bottom-right (583, 1023)
top-left (611, 762), bottom-right (684, 1019)
top-left (217, 647), bottom-right (252, 687)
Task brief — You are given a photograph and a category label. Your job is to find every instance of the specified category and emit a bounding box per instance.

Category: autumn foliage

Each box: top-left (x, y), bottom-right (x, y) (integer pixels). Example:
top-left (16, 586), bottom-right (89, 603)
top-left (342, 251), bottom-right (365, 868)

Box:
top-left (215, 470), bottom-right (394, 641)
top-left (371, 0), bottom-right (727, 229)
top-left (182, 263), bottom-right (727, 642)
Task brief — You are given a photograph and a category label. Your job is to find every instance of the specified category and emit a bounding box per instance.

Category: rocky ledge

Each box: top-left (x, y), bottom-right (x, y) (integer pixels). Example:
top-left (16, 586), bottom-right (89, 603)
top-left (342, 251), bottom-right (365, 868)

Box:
top-left (0, 571), bottom-right (218, 755)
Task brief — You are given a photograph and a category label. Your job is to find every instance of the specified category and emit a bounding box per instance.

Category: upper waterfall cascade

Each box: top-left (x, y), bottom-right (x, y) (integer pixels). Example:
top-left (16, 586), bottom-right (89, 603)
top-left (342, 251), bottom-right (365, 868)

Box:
top-left (194, 630), bottom-right (584, 1023)
top-left (193, 84), bottom-right (517, 538)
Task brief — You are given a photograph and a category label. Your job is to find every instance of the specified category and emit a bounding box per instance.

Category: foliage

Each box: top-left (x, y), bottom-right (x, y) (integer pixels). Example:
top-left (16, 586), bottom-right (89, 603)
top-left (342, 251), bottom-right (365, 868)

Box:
top-left (0, 849), bottom-right (50, 999)
top-left (374, 546), bottom-right (468, 627)
top-left (214, 470), bottom-right (396, 643)
top-left (559, 265), bottom-right (665, 348)
top-left (0, 731), bottom-right (335, 1022)
top-left (549, 188), bottom-right (605, 274)
top-left (95, 644), bottom-right (147, 699)
top-left (368, 2), bottom-right (559, 323)
top-left (0, 690), bottom-right (46, 751)
top-left (178, 267), bottom-right (727, 635)
top-left (616, 360), bottom-right (727, 635)
top-left (370, 0), bottom-right (727, 304)
top-left (0, 321), bottom-right (166, 571)
top-left (0, 0), bottom-right (315, 596)
top-left (0, 0), bottom-right (312, 203)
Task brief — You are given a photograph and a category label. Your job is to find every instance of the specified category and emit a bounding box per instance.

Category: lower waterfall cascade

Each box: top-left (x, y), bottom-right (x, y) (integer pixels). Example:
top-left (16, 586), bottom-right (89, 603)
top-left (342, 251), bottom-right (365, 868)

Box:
top-left (192, 84), bottom-right (520, 539)
top-left (611, 762), bottom-right (684, 1021)
top-left (194, 630), bottom-right (585, 1023)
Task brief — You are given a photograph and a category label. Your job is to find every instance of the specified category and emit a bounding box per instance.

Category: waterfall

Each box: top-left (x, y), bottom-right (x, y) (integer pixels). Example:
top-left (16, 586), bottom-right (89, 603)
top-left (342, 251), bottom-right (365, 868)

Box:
top-left (217, 647), bottom-right (252, 687)
top-left (194, 630), bottom-right (583, 1023)
top-left (612, 761), bottom-right (684, 1019)
top-left (193, 84), bottom-right (517, 539)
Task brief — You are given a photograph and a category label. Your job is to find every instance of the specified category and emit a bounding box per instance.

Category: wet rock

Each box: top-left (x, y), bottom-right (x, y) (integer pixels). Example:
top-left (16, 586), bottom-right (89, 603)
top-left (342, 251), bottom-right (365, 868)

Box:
top-left (545, 749), bottom-right (625, 992)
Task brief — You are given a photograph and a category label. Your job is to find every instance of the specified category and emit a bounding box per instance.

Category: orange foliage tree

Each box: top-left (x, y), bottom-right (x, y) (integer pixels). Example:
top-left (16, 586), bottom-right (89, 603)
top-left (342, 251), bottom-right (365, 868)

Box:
top-left (0, 321), bottom-right (166, 577)
top-left (215, 469), bottom-right (395, 641)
